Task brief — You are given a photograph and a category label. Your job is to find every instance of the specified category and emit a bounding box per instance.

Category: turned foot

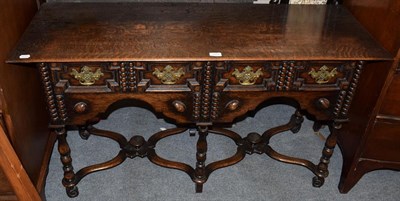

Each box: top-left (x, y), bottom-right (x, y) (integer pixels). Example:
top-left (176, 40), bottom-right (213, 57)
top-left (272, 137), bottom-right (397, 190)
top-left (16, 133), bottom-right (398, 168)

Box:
top-left (66, 186), bottom-right (79, 198)
top-left (312, 176), bottom-right (325, 188)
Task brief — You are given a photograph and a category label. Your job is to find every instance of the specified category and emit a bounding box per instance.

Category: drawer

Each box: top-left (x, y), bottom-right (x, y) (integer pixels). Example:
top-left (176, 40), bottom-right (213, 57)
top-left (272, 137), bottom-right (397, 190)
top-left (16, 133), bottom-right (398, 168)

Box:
top-left (362, 117), bottom-right (400, 162)
top-left (212, 61), bottom-right (358, 122)
top-left (215, 61), bottom-right (355, 92)
top-left (139, 62), bottom-right (203, 92)
top-left (50, 62), bottom-right (119, 93)
top-left (49, 62), bottom-right (203, 94)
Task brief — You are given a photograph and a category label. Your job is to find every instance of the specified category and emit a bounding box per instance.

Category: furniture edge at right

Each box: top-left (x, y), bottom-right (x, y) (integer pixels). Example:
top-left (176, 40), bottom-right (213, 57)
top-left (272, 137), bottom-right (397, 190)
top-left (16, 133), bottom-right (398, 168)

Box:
top-left (338, 0), bottom-right (400, 193)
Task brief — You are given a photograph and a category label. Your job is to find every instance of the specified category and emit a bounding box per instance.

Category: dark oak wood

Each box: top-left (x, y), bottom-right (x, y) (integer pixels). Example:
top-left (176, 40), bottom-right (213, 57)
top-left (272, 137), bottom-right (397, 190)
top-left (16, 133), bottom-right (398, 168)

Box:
top-left (7, 2), bottom-right (392, 197)
top-left (337, 0), bottom-right (400, 193)
top-left (7, 3), bottom-right (391, 63)
top-left (0, 0), bottom-right (52, 200)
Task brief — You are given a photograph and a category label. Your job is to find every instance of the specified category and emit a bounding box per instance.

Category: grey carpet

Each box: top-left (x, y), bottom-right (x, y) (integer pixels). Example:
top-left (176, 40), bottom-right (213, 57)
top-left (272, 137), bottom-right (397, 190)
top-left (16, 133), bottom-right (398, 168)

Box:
top-left (45, 105), bottom-right (400, 201)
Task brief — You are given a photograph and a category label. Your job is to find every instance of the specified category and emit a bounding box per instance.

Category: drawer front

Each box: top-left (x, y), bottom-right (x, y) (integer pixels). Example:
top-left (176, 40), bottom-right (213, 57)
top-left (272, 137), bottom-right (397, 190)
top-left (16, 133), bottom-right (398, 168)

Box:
top-left (215, 61), bottom-right (355, 91)
top-left (42, 61), bottom-right (360, 125)
top-left (49, 62), bottom-right (203, 94)
top-left (50, 62), bottom-right (119, 94)
top-left (363, 117), bottom-right (400, 162)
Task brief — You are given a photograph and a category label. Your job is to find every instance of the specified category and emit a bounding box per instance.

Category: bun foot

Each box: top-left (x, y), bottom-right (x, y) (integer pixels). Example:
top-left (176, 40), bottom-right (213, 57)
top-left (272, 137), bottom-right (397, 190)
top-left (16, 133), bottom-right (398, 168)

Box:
top-left (312, 176), bottom-right (325, 188)
top-left (66, 186), bottom-right (79, 198)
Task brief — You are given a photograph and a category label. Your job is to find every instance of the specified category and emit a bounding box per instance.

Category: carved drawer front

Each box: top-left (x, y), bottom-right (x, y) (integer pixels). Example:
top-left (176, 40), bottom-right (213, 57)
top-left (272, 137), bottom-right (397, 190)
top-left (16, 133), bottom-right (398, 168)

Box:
top-left (49, 63), bottom-right (119, 94)
top-left (295, 62), bottom-right (355, 91)
top-left (215, 61), bottom-right (273, 91)
top-left (138, 62), bottom-right (203, 92)
top-left (215, 61), bottom-right (355, 92)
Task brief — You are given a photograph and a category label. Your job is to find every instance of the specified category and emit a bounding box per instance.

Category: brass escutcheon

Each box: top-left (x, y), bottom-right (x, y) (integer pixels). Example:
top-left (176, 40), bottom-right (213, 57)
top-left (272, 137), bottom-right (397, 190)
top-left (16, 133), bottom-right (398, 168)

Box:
top-left (308, 65), bottom-right (337, 84)
top-left (70, 66), bottom-right (104, 86)
top-left (153, 65), bottom-right (185, 84)
top-left (232, 66), bottom-right (263, 85)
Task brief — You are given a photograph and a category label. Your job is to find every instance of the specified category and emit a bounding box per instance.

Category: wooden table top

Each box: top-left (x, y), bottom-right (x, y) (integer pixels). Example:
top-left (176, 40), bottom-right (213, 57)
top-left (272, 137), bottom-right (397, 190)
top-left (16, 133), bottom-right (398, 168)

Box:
top-left (7, 3), bottom-right (392, 63)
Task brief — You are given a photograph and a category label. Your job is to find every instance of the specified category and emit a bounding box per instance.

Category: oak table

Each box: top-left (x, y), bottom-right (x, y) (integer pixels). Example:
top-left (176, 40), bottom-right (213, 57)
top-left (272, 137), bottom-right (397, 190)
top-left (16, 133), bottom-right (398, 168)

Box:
top-left (7, 3), bottom-right (392, 197)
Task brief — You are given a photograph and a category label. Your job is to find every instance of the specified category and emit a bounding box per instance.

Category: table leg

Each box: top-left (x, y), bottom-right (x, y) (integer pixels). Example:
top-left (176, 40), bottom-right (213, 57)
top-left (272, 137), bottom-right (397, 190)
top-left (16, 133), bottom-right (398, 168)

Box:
top-left (194, 126), bottom-right (208, 192)
top-left (313, 122), bottom-right (339, 187)
top-left (56, 127), bottom-right (79, 197)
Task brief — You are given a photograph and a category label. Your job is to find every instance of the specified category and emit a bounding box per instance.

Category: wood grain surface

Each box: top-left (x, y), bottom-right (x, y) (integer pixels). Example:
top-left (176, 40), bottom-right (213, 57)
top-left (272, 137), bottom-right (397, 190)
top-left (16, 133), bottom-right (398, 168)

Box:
top-left (7, 3), bottom-right (391, 63)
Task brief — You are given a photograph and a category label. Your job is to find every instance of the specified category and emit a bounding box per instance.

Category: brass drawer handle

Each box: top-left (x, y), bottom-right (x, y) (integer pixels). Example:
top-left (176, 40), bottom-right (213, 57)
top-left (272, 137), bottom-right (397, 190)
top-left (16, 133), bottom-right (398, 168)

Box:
top-left (153, 65), bottom-right (185, 84)
top-left (232, 66), bottom-right (263, 85)
top-left (70, 66), bottom-right (104, 86)
top-left (308, 65), bottom-right (337, 84)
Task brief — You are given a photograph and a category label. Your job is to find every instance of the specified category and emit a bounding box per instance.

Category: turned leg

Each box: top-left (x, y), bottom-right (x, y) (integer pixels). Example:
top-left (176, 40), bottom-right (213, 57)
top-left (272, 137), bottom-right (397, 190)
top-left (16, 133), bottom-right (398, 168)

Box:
top-left (194, 126), bottom-right (208, 192)
top-left (313, 122), bottom-right (339, 187)
top-left (56, 127), bottom-right (79, 197)
top-left (290, 110), bottom-right (304, 133)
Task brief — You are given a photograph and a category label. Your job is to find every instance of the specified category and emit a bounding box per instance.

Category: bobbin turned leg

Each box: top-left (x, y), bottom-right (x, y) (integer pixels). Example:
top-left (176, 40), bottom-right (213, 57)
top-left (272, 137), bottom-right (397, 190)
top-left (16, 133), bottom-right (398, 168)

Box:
top-left (313, 122), bottom-right (339, 187)
top-left (194, 126), bottom-right (208, 192)
top-left (290, 110), bottom-right (304, 134)
top-left (56, 127), bottom-right (79, 197)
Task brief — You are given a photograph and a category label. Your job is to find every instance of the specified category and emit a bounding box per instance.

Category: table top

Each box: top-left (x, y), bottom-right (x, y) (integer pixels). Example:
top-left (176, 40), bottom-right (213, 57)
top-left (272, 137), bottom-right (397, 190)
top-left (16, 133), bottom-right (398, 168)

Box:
top-left (7, 2), bottom-right (392, 63)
